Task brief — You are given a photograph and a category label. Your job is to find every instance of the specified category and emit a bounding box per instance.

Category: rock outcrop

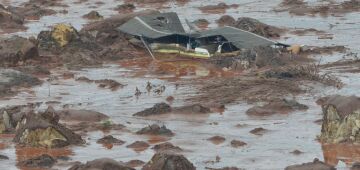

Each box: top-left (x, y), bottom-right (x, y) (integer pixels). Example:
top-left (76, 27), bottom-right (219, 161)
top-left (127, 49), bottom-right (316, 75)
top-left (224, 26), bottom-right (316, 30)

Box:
top-left (320, 95), bottom-right (360, 143)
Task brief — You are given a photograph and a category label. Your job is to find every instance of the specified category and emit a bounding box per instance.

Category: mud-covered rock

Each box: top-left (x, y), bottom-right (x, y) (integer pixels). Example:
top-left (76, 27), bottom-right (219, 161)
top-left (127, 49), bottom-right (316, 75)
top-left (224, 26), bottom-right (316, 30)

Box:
top-left (0, 36), bottom-right (39, 67)
top-left (320, 95), bottom-right (360, 143)
top-left (69, 158), bottom-right (135, 170)
top-left (58, 109), bottom-right (109, 122)
top-left (125, 160), bottom-right (145, 168)
top-left (134, 103), bottom-right (171, 116)
top-left (50, 24), bottom-right (80, 47)
top-left (23, 0), bottom-right (67, 7)
top-left (285, 158), bottom-right (335, 170)
top-left (217, 15), bottom-right (236, 26)
top-left (206, 167), bottom-right (241, 170)
top-left (136, 124), bottom-right (174, 136)
top-left (207, 136), bottom-right (226, 145)
top-left (250, 127), bottom-right (268, 136)
top-left (142, 152), bottom-right (196, 170)
top-left (18, 154), bottom-right (56, 168)
top-left (230, 140), bottom-right (247, 148)
top-left (232, 17), bottom-right (284, 38)
top-left (82, 11), bottom-right (103, 20)
top-left (40, 106), bottom-right (59, 124)
top-left (0, 154), bottom-right (9, 160)
top-left (152, 142), bottom-right (183, 153)
top-left (115, 3), bottom-right (136, 13)
top-left (13, 112), bottom-right (84, 148)
top-left (193, 19), bottom-right (209, 29)
top-left (126, 141), bottom-right (149, 149)
top-left (94, 79), bottom-right (124, 90)
top-left (7, 4), bottom-right (56, 20)
top-left (352, 162), bottom-right (360, 170)
top-left (210, 46), bottom-right (287, 70)
top-left (0, 69), bottom-right (41, 97)
top-left (173, 104), bottom-right (211, 114)
top-left (0, 5), bottom-right (26, 32)
top-left (246, 99), bottom-right (308, 116)
top-left (37, 11), bottom-right (156, 67)
top-left (97, 135), bottom-right (125, 145)
top-left (199, 3), bottom-right (239, 14)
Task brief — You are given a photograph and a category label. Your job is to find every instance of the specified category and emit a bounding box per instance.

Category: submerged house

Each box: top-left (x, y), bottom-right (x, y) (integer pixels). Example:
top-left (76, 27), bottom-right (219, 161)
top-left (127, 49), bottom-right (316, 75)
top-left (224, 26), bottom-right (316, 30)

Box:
top-left (118, 12), bottom-right (287, 59)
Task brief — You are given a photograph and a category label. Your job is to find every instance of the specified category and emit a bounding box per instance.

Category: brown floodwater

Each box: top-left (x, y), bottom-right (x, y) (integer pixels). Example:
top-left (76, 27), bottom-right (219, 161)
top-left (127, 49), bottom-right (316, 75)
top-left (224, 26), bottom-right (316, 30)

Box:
top-left (1, 0), bottom-right (360, 169)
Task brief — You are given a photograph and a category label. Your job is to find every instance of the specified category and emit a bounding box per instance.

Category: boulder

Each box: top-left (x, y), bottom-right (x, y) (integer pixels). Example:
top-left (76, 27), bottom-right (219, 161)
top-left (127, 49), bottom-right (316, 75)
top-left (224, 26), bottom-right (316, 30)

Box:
top-left (13, 113), bottom-right (84, 148)
top-left (320, 95), bottom-right (360, 143)
top-left (142, 152), bottom-right (196, 170)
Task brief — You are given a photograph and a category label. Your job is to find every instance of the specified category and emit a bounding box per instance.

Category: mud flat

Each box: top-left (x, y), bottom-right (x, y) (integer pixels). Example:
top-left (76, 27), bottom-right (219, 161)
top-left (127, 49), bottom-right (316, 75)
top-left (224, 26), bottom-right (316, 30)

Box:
top-left (0, 0), bottom-right (360, 169)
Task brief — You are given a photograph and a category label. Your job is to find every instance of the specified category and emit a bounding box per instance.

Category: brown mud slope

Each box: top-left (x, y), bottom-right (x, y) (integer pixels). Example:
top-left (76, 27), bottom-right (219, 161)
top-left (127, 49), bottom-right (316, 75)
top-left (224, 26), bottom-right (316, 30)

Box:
top-left (319, 95), bottom-right (360, 143)
top-left (69, 158), bottom-right (135, 170)
top-left (276, 0), bottom-right (360, 16)
top-left (285, 158), bottom-right (335, 170)
top-left (143, 152), bottom-right (196, 170)
top-left (0, 5), bottom-right (26, 33)
top-left (199, 3), bottom-right (239, 14)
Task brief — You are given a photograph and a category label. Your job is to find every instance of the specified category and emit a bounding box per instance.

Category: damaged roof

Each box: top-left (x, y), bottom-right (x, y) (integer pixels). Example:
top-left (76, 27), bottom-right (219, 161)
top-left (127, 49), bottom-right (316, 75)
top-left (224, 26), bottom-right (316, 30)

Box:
top-left (118, 12), bottom-right (281, 49)
top-left (198, 26), bottom-right (277, 49)
top-left (118, 12), bottom-right (186, 39)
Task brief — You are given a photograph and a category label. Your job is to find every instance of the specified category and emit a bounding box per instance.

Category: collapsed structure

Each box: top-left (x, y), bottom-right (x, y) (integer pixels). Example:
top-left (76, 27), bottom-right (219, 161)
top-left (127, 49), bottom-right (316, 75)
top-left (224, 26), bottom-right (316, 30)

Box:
top-left (118, 12), bottom-right (288, 59)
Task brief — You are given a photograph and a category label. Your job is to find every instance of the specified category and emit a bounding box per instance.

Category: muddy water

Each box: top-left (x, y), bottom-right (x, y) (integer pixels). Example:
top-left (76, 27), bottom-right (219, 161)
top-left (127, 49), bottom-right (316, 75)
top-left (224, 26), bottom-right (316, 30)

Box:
top-left (1, 0), bottom-right (360, 169)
